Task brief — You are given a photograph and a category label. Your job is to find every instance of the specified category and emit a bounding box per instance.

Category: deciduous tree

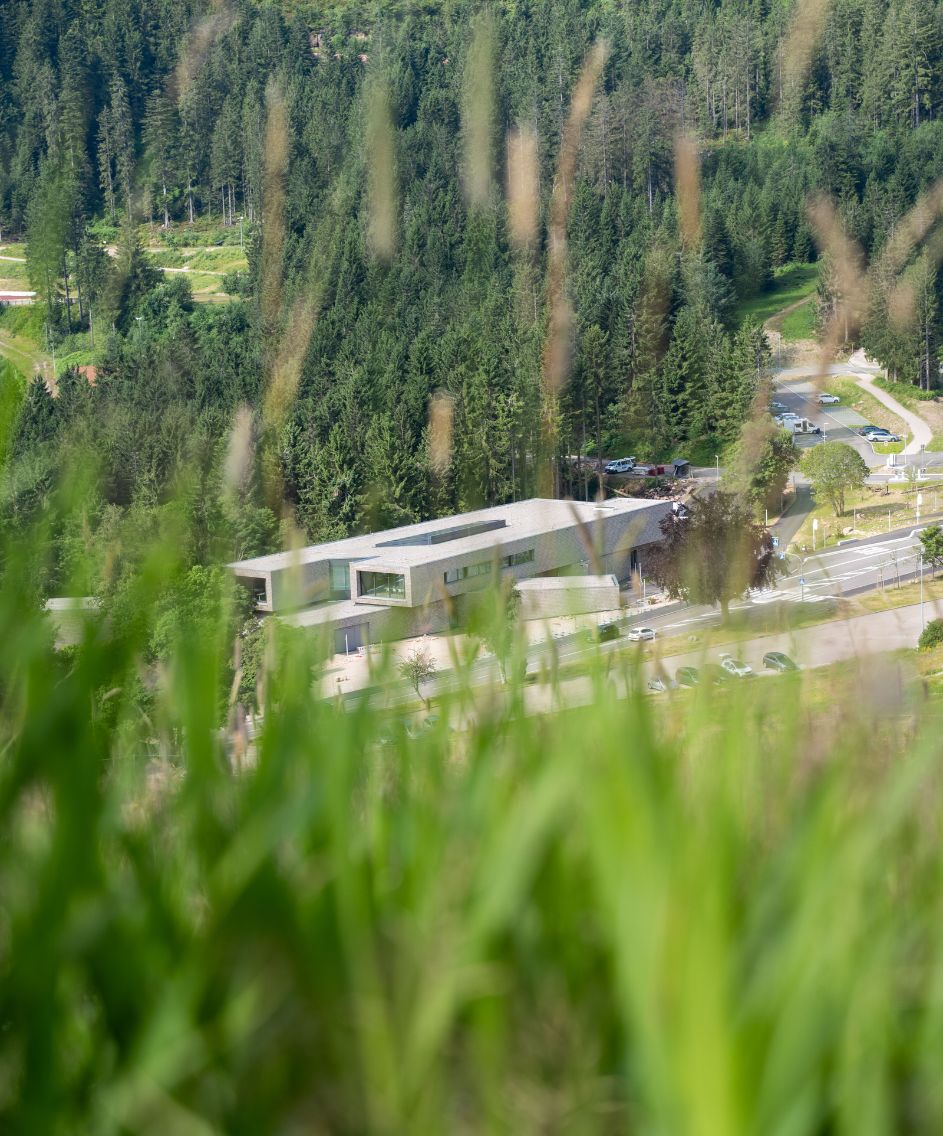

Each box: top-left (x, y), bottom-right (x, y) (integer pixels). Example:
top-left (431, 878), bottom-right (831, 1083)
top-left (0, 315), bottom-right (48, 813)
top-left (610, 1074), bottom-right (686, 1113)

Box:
top-left (647, 490), bottom-right (777, 622)
top-left (800, 442), bottom-right (868, 516)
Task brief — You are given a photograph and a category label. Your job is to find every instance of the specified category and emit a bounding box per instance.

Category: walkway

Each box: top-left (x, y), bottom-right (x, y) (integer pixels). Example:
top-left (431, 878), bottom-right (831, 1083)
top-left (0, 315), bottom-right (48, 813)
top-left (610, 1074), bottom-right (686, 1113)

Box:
top-left (854, 372), bottom-right (932, 456)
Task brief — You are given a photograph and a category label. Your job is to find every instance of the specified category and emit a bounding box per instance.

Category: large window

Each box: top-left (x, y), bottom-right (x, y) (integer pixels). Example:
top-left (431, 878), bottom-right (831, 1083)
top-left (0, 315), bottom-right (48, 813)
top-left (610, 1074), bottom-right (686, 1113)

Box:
top-left (444, 560), bottom-right (493, 585)
top-left (358, 571), bottom-right (406, 600)
top-left (330, 562), bottom-right (351, 599)
top-left (240, 577), bottom-right (268, 605)
top-left (501, 549), bottom-right (534, 569)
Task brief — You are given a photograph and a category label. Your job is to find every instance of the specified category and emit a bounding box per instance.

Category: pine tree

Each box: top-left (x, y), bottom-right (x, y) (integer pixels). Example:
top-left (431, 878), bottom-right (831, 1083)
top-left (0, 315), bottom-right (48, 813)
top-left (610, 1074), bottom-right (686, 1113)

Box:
top-left (143, 91), bottom-right (178, 230)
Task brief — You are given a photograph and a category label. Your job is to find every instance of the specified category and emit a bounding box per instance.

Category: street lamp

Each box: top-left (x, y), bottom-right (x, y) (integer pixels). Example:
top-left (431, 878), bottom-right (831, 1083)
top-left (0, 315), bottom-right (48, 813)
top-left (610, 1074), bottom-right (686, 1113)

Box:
top-left (921, 552), bottom-right (926, 630)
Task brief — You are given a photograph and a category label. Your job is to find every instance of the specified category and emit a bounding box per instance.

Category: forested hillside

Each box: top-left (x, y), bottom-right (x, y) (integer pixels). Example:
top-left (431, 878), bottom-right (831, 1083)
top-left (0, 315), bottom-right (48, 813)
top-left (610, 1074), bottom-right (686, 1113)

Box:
top-left (2, 0), bottom-right (943, 574)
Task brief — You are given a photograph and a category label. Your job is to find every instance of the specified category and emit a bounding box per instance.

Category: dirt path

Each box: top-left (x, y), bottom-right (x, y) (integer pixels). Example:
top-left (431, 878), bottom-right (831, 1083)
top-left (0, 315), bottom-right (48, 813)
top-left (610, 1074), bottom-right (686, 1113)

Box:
top-left (764, 292), bottom-right (813, 334)
top-left (0, 328), bottom-right (54, 390)
top-left (160, 265), bottom-right (228, 277)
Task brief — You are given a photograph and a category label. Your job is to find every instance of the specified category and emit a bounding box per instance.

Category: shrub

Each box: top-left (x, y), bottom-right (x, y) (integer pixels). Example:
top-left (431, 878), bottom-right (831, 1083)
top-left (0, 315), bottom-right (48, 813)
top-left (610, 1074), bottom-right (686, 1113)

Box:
top-left (918, 618), bottom-right (943, 650)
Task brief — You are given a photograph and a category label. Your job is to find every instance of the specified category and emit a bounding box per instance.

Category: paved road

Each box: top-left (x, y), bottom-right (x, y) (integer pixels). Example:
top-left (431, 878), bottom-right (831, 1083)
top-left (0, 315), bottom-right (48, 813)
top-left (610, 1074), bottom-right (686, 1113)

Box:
top-left (773, 373), bottom-right (886, 468)
top-left (556, 522), bottom-right (942, 649)
top-left (523, 600), bottom-right (934, 714)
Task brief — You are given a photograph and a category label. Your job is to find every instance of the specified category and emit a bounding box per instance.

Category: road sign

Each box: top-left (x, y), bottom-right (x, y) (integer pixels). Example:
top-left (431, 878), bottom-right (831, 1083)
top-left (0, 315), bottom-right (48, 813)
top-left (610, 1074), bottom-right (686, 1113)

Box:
top-left (812, 519), bottom-right (819, 530)
top-left (800, 577), bottom-right (806, 585)
top-left (772, 536), bottom-right (780, 547)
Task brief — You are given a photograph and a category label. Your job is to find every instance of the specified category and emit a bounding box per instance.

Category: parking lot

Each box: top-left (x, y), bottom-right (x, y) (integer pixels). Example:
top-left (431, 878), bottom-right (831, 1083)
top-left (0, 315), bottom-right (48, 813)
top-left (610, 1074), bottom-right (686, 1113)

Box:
top-left (773, 377), bottom-right (887, 468)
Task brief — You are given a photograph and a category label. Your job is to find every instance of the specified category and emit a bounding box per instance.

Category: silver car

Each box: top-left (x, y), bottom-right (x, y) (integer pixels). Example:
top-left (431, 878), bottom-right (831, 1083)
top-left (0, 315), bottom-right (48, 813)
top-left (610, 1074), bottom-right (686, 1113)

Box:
top-left (719, 653), bottom-right (753, 678)
top-left (628, 627), bottom-right (656, 642)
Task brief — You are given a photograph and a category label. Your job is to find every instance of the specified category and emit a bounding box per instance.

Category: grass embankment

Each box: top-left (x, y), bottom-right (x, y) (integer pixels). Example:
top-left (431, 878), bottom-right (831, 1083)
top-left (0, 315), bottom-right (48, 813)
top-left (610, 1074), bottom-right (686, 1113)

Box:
top-left (789, 481), bottom-right (940, 550)
top-left (0, 305), bottom-right (50, 378)
top-left (736, 262), bottom-right (819, 334)
top-left (144, 219), bottom-right (249, 296)
top-left (0, 241), bottom-right (31, 297)
top-left (821, 374), bottom-right (909, 437)
top-left (874, 376), bottom-right (943, 451)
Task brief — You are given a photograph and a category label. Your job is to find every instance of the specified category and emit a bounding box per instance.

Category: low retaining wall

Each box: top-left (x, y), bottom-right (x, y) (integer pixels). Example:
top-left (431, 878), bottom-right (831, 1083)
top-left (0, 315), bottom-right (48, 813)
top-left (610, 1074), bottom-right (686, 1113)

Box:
top-left (517, 574), bottom-right (620, 620)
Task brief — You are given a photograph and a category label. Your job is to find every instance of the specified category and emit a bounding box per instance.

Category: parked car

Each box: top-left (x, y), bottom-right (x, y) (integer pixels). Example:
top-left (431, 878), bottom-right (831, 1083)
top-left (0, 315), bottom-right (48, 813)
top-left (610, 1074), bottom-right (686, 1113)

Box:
top-left (647, 673), bottom-right (678, 693)
top-left (595, 621), bottom-right (621, 642)
top-left (719, 653), bottom-right (754, 678)
top-left (627, 626), bottom-right (655, 642)
top-left (769, 401), bottom-right (788, 414)
top-left (857, 424), bottom-right (881, 436)
top-left (604, 457), bottom-right (635, 474)
top-left (675, 666), bottom-right (700, 687)
top-left (861, 426), bottom-right (894, 439)
top-left (763, 651), bottom-right (798, 672)
top-left (869, 431), bottom-right (902, 443)
top-left (789, 418), bottom-right (822, 435)
top-left (818, 393), bottom-right (841, 405)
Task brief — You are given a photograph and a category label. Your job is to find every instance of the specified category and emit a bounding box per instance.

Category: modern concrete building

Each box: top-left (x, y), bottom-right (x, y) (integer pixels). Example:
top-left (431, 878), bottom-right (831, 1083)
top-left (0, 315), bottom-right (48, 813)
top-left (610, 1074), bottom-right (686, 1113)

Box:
top-left (229, 497), bottom-right (669, 653)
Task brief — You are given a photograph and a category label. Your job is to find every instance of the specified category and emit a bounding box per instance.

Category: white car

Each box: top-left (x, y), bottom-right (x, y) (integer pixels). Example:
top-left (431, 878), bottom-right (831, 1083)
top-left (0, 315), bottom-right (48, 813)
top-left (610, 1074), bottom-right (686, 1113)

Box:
top-left (719, 653), bottom-right (753, 678)
top-left (818, 393), bottom-right (841, 405)
top-left (604, 457), bottom-right (635, 474)
top-left (627, 627), bottom-right (655, 642)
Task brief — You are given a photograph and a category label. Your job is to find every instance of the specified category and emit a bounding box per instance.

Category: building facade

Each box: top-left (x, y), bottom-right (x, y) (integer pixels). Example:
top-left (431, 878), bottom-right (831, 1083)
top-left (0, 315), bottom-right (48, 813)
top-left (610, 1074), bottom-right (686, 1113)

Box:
top-left (228, 497), bottom-right (669, 653)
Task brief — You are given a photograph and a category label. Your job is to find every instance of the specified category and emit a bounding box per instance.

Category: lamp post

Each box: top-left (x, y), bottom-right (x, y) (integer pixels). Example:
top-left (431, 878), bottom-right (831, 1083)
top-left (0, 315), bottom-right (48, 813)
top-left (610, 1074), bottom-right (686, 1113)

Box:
top-left (921, 552), bottom-right (926, 631)
top-left (715, 454), bottom-right (719, 480)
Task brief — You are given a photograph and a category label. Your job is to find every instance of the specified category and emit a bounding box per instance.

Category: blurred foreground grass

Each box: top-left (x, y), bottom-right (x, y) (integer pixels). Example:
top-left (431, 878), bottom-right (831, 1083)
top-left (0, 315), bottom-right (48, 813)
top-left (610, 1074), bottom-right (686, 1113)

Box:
top-left (3, 461), bottom-right (943, 1132)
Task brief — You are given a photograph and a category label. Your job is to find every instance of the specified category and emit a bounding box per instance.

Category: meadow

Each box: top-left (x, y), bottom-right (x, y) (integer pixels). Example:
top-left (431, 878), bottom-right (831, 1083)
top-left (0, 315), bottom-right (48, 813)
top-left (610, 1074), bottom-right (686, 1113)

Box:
top-left (3, 482), bottom-right (943, 1132)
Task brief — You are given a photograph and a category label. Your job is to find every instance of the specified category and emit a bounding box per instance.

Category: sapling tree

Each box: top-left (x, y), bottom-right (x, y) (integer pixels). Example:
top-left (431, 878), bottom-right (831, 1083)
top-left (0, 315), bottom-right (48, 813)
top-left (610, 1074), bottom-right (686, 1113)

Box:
top-left (918, 525), bottom-right (943, 577)
top-left (478, 580), bottom-right (523, 683)
top-left (399, 644), bottom-right (437, 708)
top-left (647, 490), bottom-right (778, 623)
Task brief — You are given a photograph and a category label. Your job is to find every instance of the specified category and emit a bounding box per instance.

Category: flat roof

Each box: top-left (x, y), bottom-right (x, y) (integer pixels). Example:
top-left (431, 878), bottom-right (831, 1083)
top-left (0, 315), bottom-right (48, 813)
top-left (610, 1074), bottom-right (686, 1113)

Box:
top-left (280, 599), bottom-right (381, 628)
top-left (230, 497), bottom-right (663, 575)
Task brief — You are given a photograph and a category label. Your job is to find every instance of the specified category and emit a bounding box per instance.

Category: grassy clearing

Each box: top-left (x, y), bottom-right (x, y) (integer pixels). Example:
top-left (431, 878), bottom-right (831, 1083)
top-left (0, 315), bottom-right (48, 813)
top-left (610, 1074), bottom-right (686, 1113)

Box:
top-left (855, 575), bottom-right (943, 614)
top-left (0, 260), bottom-right (29, 282)
top-left (187, 247), bottom-right (247, 273)
top-left (873, 439), bottom-right (905, 454)
top-left (144, 239), bottom-right (247, 298)
top-left (779, 296), bottom-right (816, 341)
top-left (736, 262), bottom-right (818, 327)
top-left (788, 481), bottom-right (939, 550)
top-left (0, 306), bottom-right (49, 377)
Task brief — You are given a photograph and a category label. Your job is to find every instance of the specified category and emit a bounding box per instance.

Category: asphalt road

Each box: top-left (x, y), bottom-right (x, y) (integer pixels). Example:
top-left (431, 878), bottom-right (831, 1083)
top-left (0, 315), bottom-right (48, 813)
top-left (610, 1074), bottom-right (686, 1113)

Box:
top-left (772, 374), bottom-right (885, 468)
top-left (523, 600), bottom-right (933, 714)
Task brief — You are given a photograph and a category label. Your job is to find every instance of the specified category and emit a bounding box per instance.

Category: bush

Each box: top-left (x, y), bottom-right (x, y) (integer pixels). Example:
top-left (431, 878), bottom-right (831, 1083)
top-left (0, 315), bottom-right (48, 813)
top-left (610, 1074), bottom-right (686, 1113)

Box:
top-left (918, 618), bottom-right (943, 650)
top-left (875, 377), bottom-right (936, 402)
